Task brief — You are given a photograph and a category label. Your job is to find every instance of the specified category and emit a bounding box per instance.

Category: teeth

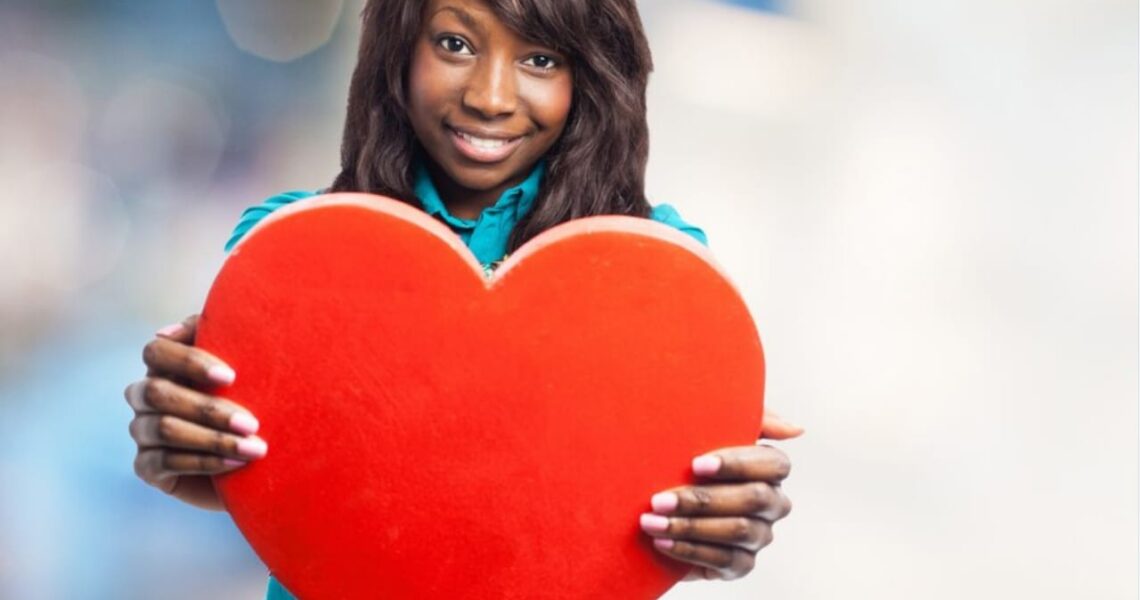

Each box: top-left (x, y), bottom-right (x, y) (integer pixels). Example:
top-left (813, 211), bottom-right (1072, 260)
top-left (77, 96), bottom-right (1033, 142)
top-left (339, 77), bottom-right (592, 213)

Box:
top-left (457, 130), bottom-right (510, 149)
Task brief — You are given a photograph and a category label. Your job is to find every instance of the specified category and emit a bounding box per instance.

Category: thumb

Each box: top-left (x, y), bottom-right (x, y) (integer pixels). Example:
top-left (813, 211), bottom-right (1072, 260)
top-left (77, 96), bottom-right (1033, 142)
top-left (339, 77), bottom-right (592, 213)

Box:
top-left (760, 410), bottom-right (804, 440)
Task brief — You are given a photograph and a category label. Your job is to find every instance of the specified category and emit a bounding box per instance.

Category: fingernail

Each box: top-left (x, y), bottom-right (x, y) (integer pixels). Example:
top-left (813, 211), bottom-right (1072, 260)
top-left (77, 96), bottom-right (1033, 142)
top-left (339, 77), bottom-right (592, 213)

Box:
top-left (229, 412), bottom-right (259, 436)
top-left (156, 323), bottom-right (184, 337)
top-left (692, 455), bottom-right (722, 476)
top-left (651, 492), bottom-right (678, 514)
top-left (223, 458), bottom-right (247, 468)
top-left (640, 513), bottom-right (670, 533)
top-left (207, 364), bottom-right (236, 385)
top-left (774, 413), bottom-right (802, 428)
top-left (236, 437), bottom-right (268, 459)
top-left (653, 538), bottom-right (675, 550)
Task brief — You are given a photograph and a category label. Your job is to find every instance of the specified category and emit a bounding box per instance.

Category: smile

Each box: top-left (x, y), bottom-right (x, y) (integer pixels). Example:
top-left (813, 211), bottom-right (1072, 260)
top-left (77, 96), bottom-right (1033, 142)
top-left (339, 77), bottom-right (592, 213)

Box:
top-left (448, 126), bottom-right (525, 163)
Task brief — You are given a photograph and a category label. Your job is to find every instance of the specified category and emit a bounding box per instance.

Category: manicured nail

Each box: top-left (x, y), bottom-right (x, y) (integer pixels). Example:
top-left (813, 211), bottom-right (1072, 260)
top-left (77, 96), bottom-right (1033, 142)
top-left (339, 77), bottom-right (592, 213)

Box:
top-left (156, 323), bottom-right (184, 337)
top-left (653, 538), bottom-right (675, 550)
top-left (223, 458), bottom-right (247, 468)
top-left (236, 437), bottom-right (268, 459)
top-left (651, 492), bottom-right (678, 514)
top-left (640, 513), bottom-right (670, 533)
top-left (207, 364), bottom-right (236, 385)
top-left (692, 455), bottom-right (722, 477)
top-left (229, 412), bottom-right (259, 436)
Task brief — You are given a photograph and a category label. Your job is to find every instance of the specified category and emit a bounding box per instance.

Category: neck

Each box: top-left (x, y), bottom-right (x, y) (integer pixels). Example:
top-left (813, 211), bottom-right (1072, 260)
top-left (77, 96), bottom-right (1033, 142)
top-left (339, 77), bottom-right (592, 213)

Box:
top-left (425, 162), bottom-right (524, 221)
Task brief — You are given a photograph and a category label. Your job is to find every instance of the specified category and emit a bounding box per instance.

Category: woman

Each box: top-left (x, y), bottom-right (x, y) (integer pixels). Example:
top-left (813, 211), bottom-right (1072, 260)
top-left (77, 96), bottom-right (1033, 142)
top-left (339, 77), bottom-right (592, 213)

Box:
top-left (126, 0), bottom-right (800, 595)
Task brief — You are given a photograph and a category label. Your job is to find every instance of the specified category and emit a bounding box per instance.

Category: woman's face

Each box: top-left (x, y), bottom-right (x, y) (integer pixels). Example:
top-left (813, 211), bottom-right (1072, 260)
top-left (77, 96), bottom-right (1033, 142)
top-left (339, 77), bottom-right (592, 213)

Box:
top-left (407, 0), bottom-right (573, 209)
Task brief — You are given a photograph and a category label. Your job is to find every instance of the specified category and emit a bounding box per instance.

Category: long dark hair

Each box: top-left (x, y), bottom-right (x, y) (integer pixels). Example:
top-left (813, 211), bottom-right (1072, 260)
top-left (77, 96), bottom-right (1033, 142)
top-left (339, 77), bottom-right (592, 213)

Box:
top-left (330, 0), bottom-right (654, 254)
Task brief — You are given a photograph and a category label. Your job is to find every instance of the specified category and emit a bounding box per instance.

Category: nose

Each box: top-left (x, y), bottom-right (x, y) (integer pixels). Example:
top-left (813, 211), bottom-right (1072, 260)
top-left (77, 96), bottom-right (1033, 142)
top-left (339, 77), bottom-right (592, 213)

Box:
top-left (462, 55), bottom-right (517, 119)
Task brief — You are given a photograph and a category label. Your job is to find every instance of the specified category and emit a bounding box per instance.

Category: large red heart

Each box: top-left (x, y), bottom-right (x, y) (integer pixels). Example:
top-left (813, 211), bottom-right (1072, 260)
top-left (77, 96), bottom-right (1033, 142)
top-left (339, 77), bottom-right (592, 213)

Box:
top-left (197, 194), bottom-right (764, 598)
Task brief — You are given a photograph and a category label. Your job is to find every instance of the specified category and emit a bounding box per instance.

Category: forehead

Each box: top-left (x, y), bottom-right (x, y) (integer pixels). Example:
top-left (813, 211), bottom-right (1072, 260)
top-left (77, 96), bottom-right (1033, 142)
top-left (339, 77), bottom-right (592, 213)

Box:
top-left (420, 0), bottom-right (566, 54)
top-left (423, 0), bottom-right (499, 28)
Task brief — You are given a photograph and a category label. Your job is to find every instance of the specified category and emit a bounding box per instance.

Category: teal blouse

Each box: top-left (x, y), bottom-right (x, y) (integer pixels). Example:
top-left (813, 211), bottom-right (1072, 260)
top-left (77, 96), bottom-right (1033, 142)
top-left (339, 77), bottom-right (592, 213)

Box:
top-left (225, 163), bottom-right (707, 600)
top-left (225, 163), bottom-right (707, 265)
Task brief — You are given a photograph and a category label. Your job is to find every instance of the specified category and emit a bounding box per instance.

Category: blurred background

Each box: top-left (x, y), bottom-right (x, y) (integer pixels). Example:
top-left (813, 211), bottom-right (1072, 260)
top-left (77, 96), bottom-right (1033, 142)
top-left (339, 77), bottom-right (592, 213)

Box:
top-left (0, 0), bottom-right (1135, 598)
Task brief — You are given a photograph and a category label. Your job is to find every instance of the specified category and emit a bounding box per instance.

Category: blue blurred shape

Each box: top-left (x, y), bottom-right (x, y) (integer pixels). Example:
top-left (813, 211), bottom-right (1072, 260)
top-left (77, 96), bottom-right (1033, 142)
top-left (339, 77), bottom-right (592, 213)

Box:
top-left (0, 323), bottom-right (264, 600)
top-left (718, 0), bottom-right (788, 14)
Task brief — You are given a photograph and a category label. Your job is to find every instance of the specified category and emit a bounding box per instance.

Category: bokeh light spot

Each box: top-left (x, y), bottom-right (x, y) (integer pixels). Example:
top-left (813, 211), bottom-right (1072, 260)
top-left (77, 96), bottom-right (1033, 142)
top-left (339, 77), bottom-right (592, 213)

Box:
top-left (215, 0), bottom-right (345, 62)
top-left (96, 77), bottom-right (227, 193)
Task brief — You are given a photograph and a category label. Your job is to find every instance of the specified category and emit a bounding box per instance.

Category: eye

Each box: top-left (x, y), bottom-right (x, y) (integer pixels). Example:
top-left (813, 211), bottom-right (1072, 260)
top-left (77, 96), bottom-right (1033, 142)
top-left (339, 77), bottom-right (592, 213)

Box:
top-left (437, 35), bottom-right (473, 55)
top-left (523, 54), bottom-right (558, 70)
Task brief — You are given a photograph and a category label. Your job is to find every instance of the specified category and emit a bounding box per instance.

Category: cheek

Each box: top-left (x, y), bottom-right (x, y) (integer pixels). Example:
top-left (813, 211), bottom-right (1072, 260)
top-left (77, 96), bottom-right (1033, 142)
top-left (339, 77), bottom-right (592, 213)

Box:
top-left (407, 48), bottom-right (452, 121)
top-left (525, 76), bottom-right (573, 132)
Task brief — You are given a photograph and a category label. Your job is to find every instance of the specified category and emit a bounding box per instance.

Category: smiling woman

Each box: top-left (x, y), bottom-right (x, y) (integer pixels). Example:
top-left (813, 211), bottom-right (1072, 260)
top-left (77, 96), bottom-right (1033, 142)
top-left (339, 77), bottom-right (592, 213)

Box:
top-left (406, 0), bottom-right (573, 219)
top-left (123, 0), bottom-right (799, 598)
top-left (330, 0), bottom-right (658, 252)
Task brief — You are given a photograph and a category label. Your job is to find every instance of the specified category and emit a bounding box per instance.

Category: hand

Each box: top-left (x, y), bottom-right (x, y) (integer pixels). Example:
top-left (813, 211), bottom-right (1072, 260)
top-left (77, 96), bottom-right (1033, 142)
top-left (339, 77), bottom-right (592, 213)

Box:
top-left (124, 314), bottom-right (268, 511)
top-left (641, 411), bottom-right (802, 581)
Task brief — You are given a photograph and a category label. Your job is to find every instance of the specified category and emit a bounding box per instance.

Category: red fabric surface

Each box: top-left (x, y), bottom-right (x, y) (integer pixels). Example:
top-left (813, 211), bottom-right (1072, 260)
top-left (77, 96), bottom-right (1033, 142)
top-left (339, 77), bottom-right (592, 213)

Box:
top-left (197, 194), bottom-right (765, 599)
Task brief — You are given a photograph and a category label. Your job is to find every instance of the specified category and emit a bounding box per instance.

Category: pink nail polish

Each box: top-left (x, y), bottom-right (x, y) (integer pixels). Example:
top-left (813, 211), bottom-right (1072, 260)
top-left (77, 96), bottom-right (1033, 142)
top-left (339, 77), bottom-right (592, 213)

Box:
top-left (236, 437), bottom-right (268, 459)
top-left (156, 323), bottom-right (184, 337)
top-left (229, 412), bottom-right (260, 436)
top-left (207, 365), bottom-right (236, 385)
top-left (653, 538), bottom-right (675, 550)
top-left (651, 492), bottom-right (678, 514)
top-left (639, 513), bottom-right (669, 533)
top-left (692, 455), bottom-right (722, 476)
top-left (223, 458), bottom-right (246, 468)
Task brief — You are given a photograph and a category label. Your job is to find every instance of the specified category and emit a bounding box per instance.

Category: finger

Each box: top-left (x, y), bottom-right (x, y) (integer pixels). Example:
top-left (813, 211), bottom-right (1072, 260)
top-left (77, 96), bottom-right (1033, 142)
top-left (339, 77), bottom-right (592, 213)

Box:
top-left (651, 483), bottom-right (791, 521)
top-left (651, 538), bottom-right (755, 581)
top-left (690, 444), bottom-right (791, 482)
top-left (134, 448), bottom-right (247, 486)
top-left (124, 378), bottom-right (259, 435)
top-left (169, 476), bottom-right (227, 510)
top-left (129, 414), bottom-right (268, 461)
top-left (142, 335), bottom-right (234, 387)
top-left (640, 514), bottom-right (774, 552)
top-left (760, 410), bottom-right (804, 440)
top-left (682, 567), bottom-right (724, 581)
top-left (154, 314), bottom-right (200, 344)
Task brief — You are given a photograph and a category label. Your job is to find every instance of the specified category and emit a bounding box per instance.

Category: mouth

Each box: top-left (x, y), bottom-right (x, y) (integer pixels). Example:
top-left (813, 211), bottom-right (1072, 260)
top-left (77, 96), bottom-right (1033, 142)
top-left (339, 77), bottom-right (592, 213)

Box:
top-left (447, 125), bottom-right (525, 163)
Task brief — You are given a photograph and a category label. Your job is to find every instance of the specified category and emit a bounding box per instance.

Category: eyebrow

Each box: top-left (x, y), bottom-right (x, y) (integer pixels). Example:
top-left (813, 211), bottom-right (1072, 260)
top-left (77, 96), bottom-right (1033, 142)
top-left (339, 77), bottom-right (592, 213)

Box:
top-left (431, 6), bottom-right (484, 34)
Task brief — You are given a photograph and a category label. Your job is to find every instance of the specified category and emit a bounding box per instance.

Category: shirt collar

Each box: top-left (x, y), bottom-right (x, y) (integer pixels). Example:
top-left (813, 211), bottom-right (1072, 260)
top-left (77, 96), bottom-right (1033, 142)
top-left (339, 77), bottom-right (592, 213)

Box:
top-left (413, 160), bottom-right (545, 230)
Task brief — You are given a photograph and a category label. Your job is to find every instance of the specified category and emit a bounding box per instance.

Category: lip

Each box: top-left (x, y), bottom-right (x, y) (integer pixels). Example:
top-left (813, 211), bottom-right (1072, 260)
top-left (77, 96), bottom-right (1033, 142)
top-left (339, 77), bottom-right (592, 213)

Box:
top-left (447, 124), bottom-right (525, 163)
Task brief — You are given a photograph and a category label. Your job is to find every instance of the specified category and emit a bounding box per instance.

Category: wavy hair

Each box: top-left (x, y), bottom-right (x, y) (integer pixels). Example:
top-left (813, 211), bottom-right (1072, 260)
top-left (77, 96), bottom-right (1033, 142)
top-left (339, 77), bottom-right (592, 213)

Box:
top-left (330, 0), bottom-right (654, 253)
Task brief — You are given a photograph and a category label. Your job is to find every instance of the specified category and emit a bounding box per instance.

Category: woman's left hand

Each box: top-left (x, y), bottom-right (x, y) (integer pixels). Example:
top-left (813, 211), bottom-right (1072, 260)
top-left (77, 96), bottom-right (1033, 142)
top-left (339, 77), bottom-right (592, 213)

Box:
top-left (640, 411), bottom-right (803, 581)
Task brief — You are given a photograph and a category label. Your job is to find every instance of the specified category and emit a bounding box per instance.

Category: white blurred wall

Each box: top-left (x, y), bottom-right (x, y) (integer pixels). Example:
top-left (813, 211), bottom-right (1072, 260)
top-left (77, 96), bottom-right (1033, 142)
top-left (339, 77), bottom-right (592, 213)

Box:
top-left (645, 1), bottom-right (1138, 598)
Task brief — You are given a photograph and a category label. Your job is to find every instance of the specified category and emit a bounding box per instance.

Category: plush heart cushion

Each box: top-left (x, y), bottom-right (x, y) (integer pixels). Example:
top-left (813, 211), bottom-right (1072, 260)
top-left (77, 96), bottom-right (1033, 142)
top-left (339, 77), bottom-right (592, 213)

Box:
top-left (197, 194), bottom-right (764, 599)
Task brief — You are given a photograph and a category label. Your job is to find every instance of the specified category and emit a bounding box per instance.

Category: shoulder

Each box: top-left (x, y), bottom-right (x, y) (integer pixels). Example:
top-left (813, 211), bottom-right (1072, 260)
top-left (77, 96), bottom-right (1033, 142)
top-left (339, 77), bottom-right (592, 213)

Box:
top-left (224, 189), bottom-right (322, 252)
top-left (648, 203), bottom-right (709, 247)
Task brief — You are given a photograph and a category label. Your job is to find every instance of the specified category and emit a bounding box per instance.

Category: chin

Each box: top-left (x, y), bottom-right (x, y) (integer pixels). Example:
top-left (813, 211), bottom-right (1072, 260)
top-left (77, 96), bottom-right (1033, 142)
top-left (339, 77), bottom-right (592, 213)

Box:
top-left (450, 164), bottom-right (519, 191)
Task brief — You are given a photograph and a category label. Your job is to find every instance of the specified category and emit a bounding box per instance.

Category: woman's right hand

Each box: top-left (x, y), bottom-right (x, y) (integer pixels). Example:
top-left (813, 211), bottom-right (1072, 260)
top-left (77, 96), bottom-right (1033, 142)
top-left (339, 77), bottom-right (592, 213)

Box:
top-left (124, 314), bottom-right (268, 511)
